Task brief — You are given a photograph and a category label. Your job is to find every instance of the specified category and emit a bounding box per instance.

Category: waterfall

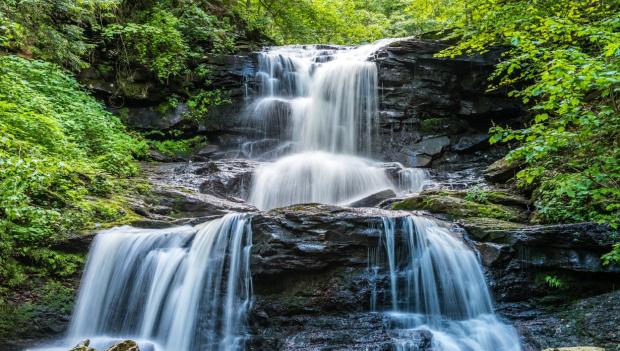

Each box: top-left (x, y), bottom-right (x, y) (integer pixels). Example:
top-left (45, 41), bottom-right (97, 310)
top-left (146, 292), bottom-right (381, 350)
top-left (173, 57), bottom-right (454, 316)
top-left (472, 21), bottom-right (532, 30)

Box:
top-left (246, 41), bottom-right (427, 210)
top-left (371, 215), bottom-right (522, 351)
top-left (60, 214), bottom-right (252, 351)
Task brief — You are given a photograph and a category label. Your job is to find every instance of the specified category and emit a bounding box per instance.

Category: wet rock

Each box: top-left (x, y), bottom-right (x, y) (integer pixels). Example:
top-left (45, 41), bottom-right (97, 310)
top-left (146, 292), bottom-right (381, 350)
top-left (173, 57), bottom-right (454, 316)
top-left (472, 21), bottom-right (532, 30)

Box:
top-left (125, 104), bottom-right (189, 132)
top-left (485, 158), bottom-right (524, 183)
top-left (483, 222), bottom-right (620, 303)
top-left (542, 348), bottom-right (605, 351)
top-left (196, 144), bottom-right (220, 157)
top-left (453, 133), bottom-right (490, 152)
top-left (347, 189), bottom-right (397, 208)
top-left (419, 117), bottom-right (468, 135)
top-left (373, 38), bottom-right (525, 168)
top-left (197, 159), bottom-right (259, 199)
top-left (106, 340), bottom-right (140, 351)
top-left (392, 189), bottom-right (529, 223)
top-left (473, 241), bottom-right (508, 267)
top-left (248, 204), bottom-right (413, 349)
top-left (505, 291), bottom-right (620, 351)
top-left (69, 339), bottom-right (96, 351)
top-left (459, 217), bottom-right (526, 243)
top-left (250, 204), bottom-right (400, 277)
top-left (411, 136), bottom-right (450, 157)
top-left (133, 161), bottom-right (256, 225)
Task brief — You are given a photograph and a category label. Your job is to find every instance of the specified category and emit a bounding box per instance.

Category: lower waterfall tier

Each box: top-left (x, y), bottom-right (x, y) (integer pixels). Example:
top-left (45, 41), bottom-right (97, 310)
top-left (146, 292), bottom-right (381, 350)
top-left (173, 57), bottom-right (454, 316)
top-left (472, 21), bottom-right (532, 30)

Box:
top-left (373, 216), bottom-right (521, 351)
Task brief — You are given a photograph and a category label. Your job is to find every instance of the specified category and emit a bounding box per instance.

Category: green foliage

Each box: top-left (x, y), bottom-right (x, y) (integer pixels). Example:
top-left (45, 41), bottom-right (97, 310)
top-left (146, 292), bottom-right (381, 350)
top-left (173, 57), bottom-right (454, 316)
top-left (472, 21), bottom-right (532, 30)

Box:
top-left (464, 186), bottom-right (489, 204)
top-left (0, 0), bottom-right (118, 70)
top-left (186, 89), bottom-right (231, 120)
top-left (148, 136), bottom-right (207, 158)
top-left (0, 55), bottom-right (145, 286)
top-left (602, 243), bottom-right (620, 266)
top-left (438, 0), bottom-right (620, 230)
top-left (238, 0), bottom-right (415, 44)
top-left (0, 280), bottom-right (75, 340)
top-left (102, 7), bottom-right (189, 80)
top-left (544, 274), bottom-right (565, 289)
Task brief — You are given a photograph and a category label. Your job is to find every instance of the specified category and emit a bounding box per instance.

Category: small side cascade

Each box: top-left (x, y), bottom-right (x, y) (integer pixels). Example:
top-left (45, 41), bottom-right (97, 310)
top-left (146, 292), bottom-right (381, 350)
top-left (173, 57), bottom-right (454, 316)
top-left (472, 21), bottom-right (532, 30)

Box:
top-left (57, 213), bottom-right (253, 351)
top-left (370, 215), bottom-right (522, 351)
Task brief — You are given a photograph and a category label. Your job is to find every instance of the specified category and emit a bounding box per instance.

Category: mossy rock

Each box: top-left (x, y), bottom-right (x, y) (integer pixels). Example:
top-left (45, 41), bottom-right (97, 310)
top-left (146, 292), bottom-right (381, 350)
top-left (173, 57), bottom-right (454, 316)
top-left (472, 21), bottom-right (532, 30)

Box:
top-left (69, 339), bottom-right (96, 351)
top-left (106, 340), bottom-right (140, 351)
top-left (419, 118), bottom-right (468, 135)
top-left (457, 217), bottom-right (525, 243)
top-left (484, 157), bottom-right (524, 183)
top-left (483, 191), bottom-right (530, 208)
top-left (392, 190), bottom-right (528, 223)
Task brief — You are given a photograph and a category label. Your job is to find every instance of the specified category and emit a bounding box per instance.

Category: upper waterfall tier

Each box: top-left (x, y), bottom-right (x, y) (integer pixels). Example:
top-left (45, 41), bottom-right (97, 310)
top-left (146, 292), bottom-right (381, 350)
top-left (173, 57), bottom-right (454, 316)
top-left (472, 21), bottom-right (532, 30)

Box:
top-left (249, 41), bottom-right (396, 155)
top-left (246, 40), bottom-right (430, 210)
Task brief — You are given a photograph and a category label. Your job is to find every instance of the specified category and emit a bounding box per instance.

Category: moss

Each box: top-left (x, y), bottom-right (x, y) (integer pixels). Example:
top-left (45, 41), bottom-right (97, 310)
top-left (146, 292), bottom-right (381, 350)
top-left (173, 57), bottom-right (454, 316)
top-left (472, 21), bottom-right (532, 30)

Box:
top-left (0, 280), bottom-right (76, 341)
top-left (392, 190), bottom-right (528, 223)
top-left (419, 117), bottom-right (468, 135)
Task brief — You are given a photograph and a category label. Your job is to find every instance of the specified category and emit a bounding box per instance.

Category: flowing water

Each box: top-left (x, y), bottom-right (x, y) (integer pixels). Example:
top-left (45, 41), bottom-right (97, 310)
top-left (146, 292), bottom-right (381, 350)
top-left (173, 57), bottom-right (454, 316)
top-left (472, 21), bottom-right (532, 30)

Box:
top-left (370, 216), bottom-right (521, 351)
top-left (246, 42), bottom-right (428, 210)
top-left (34, 214), bottom-right (253, 351)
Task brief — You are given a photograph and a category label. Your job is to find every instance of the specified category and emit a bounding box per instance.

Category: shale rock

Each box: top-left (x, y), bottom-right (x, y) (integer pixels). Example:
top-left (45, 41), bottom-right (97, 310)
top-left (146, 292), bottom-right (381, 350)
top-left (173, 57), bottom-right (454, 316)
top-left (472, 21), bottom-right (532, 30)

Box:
top-left (485, 157), bottom-right (524, 183)
top-left (347, 189), bottom-right (397, 208)
top-left (373, 38), bottom-right (524, 169)
top-left (248, 204), bottom-right (410, 349)
top-left (506, 291), bottom-right (619, 351)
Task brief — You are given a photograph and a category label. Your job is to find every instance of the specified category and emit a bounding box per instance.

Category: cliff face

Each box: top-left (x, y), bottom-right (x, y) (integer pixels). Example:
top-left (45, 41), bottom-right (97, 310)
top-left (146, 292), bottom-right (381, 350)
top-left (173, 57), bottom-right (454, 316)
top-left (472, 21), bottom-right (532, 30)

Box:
top-left (373, 39), bottom-right (524, 170)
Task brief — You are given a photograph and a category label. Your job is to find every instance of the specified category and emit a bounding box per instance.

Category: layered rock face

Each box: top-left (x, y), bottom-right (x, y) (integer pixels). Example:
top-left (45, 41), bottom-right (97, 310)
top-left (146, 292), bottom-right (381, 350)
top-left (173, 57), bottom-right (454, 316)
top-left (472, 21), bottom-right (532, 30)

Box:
top-left (372, 39), bottom-right (524, 169)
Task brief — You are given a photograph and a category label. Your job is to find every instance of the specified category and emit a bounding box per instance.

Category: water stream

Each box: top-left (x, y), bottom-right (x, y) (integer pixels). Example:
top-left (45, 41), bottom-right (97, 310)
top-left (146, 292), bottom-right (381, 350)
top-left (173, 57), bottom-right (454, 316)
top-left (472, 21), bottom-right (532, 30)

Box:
top-left (34, 214), bottom-right (252, 351)
top-left (371, 216), bottom-right (521, 351)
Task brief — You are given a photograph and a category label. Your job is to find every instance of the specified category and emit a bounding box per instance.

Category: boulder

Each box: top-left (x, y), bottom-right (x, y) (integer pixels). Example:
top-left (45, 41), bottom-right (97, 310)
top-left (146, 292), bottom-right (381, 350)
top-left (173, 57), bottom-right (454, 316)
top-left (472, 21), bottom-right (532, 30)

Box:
top-left (69, 339), bottom-right (95, 351)
top-left (453, 133), bottom-right (490, 152)
top-left (391, 189), bottom-right (529, 223)
top-left (411, 136), bottom-right (451, 157)
top-left (485, 158), bottom-right (524, 183)
top-left (124, 103), bottom-right (189, 131)
top-left (248, 204), bottom-right (410, 349)
top-left (106, 340), bottom-right (140, 351)
top-left (346, 189), bottom-right (397, 208)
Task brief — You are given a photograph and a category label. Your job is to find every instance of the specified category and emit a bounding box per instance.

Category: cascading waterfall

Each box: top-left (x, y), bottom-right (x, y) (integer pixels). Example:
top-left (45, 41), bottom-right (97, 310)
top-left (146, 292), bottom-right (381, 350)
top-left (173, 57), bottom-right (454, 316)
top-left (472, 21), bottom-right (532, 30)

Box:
top-left (39, 214), bottom-right (253, 351)
top-left (371, 216), bottom-right (522, 351)
top-left (246, 41), bottom-right (428, 210)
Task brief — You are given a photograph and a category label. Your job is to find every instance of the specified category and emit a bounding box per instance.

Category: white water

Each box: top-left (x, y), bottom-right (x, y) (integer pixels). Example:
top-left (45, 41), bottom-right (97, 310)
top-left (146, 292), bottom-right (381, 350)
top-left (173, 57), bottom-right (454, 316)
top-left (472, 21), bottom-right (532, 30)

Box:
top-left (34, 214), bottom-right (253, 351)
top-left (246, 41), bottom-right (428, 210)
top-left (371, 216), bottom-right (522, 351)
